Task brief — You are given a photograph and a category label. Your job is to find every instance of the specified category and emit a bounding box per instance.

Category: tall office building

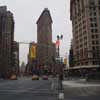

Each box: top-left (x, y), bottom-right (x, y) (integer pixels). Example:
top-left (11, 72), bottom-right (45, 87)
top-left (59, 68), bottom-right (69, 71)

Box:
top-left (0, 6), bottom-right (14, 74)
top-left (70, 0), bottom-right (100, 67)
top-left (36, 8), bottom-right (56, 68)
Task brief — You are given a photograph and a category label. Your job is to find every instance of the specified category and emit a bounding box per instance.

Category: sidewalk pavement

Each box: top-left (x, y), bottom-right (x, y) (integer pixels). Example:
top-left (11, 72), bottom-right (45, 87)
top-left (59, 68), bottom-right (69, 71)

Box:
top-left (63, 79), bottom-right (100, 88)
top-left (62, 79), bottom-right (100, 99)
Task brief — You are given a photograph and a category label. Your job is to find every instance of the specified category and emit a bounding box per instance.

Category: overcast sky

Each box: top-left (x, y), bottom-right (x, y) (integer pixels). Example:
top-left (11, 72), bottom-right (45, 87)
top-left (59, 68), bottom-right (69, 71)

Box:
top-left (0, 0), bottom-right (72, 65)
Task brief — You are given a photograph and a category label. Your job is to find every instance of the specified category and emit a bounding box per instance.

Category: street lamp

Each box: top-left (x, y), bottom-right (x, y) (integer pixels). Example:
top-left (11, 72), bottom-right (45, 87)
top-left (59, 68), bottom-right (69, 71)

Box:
top-left (56, 34), bottom-right (64, 99)
top-left (56, 34), bottom-right (63, 57)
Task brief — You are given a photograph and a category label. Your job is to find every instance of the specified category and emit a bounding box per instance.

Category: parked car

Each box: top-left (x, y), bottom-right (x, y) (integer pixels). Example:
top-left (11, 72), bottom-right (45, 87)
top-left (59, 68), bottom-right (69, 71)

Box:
top-left (32, 75), bottom-right (39, 80)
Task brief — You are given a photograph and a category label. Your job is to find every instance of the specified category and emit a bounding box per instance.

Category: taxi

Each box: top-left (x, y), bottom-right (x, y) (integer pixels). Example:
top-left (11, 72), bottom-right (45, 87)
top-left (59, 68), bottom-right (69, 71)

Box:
top-left (32, 75), bottom-right (39, 80)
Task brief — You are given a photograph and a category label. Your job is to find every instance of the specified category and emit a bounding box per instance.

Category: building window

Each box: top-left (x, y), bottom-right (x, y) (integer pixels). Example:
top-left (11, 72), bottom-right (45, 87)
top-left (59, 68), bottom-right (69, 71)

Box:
top-left (92, 41), bottom-right (95, 45)
top-left (91, 23), bottom-right (97, 28)
top-left (96, 46), bottom-right (99, 50)
top-left (92, 35), bottom-right (99, 39)
top-left (92, 46), bottom-right (95, 50)
top-left (92, 61), bottom-right (97, 65)
top-left (91, 23), bottom-right (94, 27)
top-left (94, 23), bottom-right (97, 27)
top-left (90, 17), bottom-right (97, 22)
top-left (90, 18), bottom-right (93, 21)
top-left (84, 42), bottom-right (87, 46)
top-left (94, 12), bottom-right (96, 16)
top-left (95, 29), bottom-right (98, 33)
top-left (92, 35), bottom-right (95, 39)
top-left (91, 29), bottom-right (98, 33)
top-left (84, 36), bottom-right (87, 40)
top-left (89, 0), bottom-right (95, 6)
top-left (99, 6), bottom-right (100, 10)
top-left (92, 41), bottom-right (99, 45)
top-left (91, 29), bottom-right (94, 33)
top-left (96, 41), bottom-right (99, 44)
top-left (94, 17), bottom-right (97, 22)
top-left (95, 35), bottom-right (99, 38)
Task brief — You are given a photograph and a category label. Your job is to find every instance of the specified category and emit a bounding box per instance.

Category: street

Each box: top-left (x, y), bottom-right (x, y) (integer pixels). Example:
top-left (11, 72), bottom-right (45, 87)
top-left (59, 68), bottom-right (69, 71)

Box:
top-left (0, 78), bottom-right (100, 100)
top-left (0, 78), bottom-right (57, 100)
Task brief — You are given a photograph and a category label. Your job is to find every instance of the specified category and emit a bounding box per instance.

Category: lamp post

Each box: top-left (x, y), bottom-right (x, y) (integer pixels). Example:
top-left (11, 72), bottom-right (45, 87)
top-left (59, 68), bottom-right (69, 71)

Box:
top-left (56, 34), bottom-right (64, 100)
top-left (56, 34), bottom-right (63, 74)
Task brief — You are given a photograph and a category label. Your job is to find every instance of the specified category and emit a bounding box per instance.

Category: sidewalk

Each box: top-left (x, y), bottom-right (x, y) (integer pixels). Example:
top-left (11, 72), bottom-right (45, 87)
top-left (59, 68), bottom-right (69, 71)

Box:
top-left (63, 79), bottom-right (100, 88)
top-left (63, 79), bottom-right (100, 99)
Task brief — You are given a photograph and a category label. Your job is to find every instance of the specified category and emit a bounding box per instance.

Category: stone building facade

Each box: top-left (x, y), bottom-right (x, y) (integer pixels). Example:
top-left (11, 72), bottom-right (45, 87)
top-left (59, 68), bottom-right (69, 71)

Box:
top-left (12, 41), bottom-right (19, 73)
top-left (36, 8), bottom-right (56, 69)
top-left (0, 6), bottom-right (14, 75)
top-left (70, 0), bottom-right (100, 67)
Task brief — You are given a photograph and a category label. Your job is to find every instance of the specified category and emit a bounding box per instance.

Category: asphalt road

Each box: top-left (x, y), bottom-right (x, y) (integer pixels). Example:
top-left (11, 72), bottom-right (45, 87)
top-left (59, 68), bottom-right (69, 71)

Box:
top-left (0, 78), bottom-right (58, 100)
top-left (0, 78), bottom-right (100, 100)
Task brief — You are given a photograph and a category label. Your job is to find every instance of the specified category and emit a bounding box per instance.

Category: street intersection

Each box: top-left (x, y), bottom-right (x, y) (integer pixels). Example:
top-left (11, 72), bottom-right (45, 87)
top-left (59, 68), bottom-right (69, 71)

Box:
top-left (0, 78), bottom-right (100, 100)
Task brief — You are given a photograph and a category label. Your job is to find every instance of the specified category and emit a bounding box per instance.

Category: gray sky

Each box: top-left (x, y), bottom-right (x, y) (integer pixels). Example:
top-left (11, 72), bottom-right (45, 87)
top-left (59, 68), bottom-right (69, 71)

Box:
top-left (0, 0), bottom-right (72, 64)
